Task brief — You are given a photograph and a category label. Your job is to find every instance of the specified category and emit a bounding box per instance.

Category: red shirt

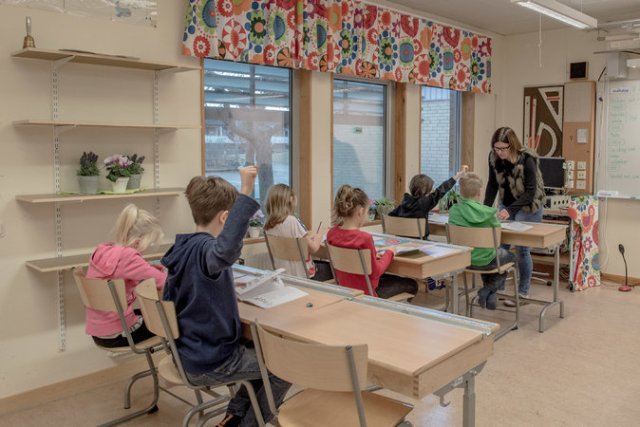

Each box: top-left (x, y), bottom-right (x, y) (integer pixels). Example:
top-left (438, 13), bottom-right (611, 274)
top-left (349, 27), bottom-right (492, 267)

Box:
top-left (326, 226), bottom-right (394, 296)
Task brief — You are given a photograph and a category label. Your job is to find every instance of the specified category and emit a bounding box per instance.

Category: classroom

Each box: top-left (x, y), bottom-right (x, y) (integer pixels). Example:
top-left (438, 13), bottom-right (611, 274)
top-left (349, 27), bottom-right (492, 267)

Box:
top-left (1, 0), bottom-right (640, 426)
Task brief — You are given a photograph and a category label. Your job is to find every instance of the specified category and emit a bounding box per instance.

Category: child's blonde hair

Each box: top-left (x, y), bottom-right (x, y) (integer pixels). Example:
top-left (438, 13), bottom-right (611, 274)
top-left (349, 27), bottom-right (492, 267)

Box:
top-left (409, 174), bottom-right (435, 197)
top-left (185, 176), bottom-right (238, 226)
top-left (332, 184), bottom-right (369, 225)
top-left (114, 204), bottom-right (163, 251)
top-left (264, 184), bottom-right (296, 230)
top-left (458, 173), bottom-right (483, 199)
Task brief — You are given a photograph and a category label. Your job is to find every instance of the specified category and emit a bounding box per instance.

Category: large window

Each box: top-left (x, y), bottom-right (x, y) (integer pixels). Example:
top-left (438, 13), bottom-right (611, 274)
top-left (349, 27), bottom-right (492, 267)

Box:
top-left (203, 60), bottom-right (292, 201)
top-left (333, 79), bottom-right (388, 200)
top-left (420, 87), bottom-right (461, 185)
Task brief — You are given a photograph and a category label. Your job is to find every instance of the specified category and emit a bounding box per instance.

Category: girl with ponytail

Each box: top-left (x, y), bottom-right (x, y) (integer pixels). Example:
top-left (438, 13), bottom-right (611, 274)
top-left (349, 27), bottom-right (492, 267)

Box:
top-left (327, 185), bottom-right (418, 299)
top-left (86, 204), bottom-right (166, 347)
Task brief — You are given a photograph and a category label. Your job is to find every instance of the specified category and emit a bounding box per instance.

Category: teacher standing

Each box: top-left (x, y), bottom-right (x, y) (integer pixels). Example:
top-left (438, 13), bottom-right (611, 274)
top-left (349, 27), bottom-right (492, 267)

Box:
top-left (484, 127), bottom-right (545, 302)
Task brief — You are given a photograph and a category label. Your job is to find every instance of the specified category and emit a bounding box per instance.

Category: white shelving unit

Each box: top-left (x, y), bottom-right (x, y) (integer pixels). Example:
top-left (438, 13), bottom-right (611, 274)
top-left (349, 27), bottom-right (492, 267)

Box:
top-left (12, 48), bottom-right (201, 351)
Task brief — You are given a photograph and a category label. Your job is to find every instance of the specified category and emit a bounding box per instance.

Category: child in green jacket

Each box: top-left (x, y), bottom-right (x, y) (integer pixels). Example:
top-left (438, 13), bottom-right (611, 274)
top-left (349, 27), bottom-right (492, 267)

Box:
top-left (449, 173), bottom-right (516, 310)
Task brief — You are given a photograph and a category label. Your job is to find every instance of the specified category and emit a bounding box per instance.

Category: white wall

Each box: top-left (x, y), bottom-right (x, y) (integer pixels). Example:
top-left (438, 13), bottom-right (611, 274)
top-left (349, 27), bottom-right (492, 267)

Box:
top-left (498, 28), bottom-right (640, 278)
top-left (0, 1), bottom-right (200, 398)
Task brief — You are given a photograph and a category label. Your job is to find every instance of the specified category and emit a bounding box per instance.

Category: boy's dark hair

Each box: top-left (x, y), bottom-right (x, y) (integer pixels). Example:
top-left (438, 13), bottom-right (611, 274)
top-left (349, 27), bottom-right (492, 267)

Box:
top-left (409, 174), bottom-right (435, 198)
top-left (185, 176), bottom-right (238, 226)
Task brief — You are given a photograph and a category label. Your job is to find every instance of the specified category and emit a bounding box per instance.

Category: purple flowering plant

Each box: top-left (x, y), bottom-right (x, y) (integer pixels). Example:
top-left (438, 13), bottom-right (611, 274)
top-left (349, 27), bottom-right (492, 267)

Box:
top-left (104, 154), bottom-right (132, 182)
top-left (249, 209), bottom-right (265, 227)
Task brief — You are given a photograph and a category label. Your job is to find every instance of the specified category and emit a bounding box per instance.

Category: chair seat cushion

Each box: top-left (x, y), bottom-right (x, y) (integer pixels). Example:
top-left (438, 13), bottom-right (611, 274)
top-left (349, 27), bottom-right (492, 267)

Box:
top-left (277, 389), bottom-right (412, 427)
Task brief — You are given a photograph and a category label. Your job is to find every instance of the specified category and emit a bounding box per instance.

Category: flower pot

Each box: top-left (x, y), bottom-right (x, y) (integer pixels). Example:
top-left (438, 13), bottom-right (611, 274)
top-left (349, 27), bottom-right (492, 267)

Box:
top-left (78, 176), bottom-right (98, 195)
top-left (368, 209), bottom-right (377, 221)
top-left (376, 205), bottom-right (394, 219)
top-left (111, 177), bottom-right (130, 193)
top-left (127, 174), bottom-right (142, 190)
top-left (248, 226), bottom-right (261, 238)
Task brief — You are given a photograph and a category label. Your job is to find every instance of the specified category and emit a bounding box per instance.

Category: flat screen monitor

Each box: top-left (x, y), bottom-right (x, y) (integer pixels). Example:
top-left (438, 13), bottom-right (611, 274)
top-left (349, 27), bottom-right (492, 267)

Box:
top-left (538, 157), bottom-right (565, 189)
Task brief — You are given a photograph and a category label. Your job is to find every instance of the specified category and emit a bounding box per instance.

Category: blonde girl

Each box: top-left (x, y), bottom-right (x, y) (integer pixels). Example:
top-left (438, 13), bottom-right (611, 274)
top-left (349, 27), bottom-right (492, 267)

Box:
top-left (326, 185), bottom-right (418, 298)
top-left (263, 184), bottom-right (332, 281)
top-left (85, 204), bottom-right (166, 347)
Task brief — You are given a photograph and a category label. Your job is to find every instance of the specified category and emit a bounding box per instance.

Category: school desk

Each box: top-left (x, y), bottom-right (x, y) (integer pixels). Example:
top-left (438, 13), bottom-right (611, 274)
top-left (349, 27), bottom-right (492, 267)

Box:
top-left (234, 265), bottom-right (498, 427)
top-left (429, 214), bottom-right (567, 332)
top-left (316, 232), bottom-right (472, 314)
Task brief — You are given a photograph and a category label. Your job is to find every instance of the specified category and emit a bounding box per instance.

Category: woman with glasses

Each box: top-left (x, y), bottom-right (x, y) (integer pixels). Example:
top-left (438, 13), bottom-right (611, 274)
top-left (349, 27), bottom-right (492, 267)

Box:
top-left (484, 127), bottom-right (545, 305)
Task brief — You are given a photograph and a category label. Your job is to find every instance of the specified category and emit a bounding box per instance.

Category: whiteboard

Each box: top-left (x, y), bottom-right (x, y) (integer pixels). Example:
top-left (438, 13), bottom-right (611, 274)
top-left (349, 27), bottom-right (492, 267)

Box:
top-left (596, 79), bottom-right (640, 199)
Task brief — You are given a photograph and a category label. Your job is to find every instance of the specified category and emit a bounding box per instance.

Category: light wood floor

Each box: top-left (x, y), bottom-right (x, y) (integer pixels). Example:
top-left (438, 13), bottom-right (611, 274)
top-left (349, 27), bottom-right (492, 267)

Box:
top-left (1, 279), bottom-right (639, 426)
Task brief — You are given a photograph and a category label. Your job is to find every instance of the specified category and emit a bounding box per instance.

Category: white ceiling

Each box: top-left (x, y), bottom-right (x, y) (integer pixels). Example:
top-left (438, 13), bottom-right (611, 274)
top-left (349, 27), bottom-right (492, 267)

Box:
top-left (384, 0), bottom-right (640, 36)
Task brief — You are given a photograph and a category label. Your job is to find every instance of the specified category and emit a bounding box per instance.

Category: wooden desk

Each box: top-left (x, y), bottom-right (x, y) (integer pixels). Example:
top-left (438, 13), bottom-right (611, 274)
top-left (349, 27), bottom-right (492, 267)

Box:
top-left (429, 214), bottom-right (567, 332)
top-left (317, 232), bottom-right (471, 314)
top-left (234, 266), bottom-right (497, 427)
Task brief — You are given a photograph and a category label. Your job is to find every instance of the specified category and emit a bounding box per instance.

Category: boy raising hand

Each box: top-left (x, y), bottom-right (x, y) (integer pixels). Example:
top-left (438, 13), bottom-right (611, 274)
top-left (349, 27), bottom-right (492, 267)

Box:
top-left (162, 167), bottom-right (290, 427)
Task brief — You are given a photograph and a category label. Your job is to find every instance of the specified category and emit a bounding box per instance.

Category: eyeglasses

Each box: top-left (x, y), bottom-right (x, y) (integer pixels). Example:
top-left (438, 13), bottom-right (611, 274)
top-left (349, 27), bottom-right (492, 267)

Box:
top-left (493, 145), bottom-right (511, 152)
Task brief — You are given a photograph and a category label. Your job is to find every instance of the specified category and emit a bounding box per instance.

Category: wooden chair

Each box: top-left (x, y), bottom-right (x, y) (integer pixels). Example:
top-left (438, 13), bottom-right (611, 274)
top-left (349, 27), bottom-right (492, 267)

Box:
top-left (381, 215), bottom-right (427, 239)
top-left (445, 224), bottom-right (520, 338)
top-left (264, 233), bottom-right (311, 278)
top-left (326, 244), bottom-right (414, 302)
top-left (134, 280), bottom-right (266, 427)
top-left (250, 321), bottom-right (413, 427)
top-left (73, 268), bottom-right (165, 427)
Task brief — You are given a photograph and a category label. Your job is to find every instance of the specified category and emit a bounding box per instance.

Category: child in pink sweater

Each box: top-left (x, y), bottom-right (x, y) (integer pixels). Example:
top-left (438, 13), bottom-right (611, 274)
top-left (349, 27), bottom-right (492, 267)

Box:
top-left (86, 204), bottom-right (166, 348)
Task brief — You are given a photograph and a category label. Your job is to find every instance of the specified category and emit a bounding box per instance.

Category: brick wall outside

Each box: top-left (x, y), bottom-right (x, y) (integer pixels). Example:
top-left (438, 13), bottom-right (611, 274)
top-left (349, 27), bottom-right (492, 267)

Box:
top-left (421, 99), bottom-right (452, 186)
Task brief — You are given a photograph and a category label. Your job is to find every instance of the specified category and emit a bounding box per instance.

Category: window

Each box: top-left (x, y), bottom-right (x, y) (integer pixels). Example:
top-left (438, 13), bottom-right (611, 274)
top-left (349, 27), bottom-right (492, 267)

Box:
top-left (420, 87), bottom-right (461, 185)
top-left (333, 79), bottom-right (388, 200)
top-left (203, 60), bottom-right (292, 201)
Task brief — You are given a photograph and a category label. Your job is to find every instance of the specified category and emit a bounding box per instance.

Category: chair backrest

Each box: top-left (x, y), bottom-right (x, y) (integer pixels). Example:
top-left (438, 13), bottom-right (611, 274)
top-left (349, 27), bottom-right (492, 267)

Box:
top-left (135, 279), bottom-right (180, 340)
top-left (446, 223), bottom-right (501, 249)
top-left (264, 233), bottom-right (310, 278)
top-left (253, 322), bottom-right (368, 392)
top-left (73, 268), bottom-right (127, 313)
top-left (325, 244), bottom-right (375, 296)
top-left (382, 215), bottom-right (426, 239)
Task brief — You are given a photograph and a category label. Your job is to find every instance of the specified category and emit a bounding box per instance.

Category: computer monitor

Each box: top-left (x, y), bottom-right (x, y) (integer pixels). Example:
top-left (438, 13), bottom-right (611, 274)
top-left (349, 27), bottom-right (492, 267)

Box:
top-left (538, 157), bottom-right (565, 190)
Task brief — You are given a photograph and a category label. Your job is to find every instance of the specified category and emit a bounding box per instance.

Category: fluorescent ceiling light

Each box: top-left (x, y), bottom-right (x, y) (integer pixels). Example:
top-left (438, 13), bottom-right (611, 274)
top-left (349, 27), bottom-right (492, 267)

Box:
top-left (628, 58), bottom-right (640, 69)
top-left (512, 0), bottom-right (598, 30)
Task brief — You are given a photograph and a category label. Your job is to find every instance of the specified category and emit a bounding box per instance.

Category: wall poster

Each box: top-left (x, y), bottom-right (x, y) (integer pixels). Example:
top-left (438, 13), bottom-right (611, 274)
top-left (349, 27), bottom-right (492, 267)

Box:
top-left (523, 85), bottom-right (564, 157)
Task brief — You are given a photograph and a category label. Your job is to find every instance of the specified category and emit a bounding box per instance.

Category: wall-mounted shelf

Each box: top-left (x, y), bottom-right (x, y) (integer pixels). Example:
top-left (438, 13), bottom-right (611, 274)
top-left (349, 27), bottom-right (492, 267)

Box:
top-left (26, 243), bottom-right (174, 273)
top-left (13, 120), bottom-right (200, 131)
top-left (16, 188), bottom-right (183, 204)
top-left (12, 48), bottom-right (201, 72)
top-left (26, 237), bottom-right (266, 273)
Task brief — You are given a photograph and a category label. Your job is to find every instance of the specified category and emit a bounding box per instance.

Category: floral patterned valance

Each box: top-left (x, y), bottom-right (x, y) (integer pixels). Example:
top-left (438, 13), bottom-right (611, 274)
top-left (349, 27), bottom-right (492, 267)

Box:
top-left (182, 0), bottom-right (492, 93)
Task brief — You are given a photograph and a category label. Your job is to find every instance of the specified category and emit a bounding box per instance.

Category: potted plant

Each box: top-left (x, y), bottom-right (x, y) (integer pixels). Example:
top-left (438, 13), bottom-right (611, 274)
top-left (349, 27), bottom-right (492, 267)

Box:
top-left (248, 210), bottom-right (264, 238)
top-left (368, 199), bottom-right (377, 221)
top-left (77, 151), bottom-right (99, 195)
top-left (126, 154), bottom-right (145, 190)
top-left (375, 197), bottom-right (396, 219)
top-left (104, 154), bottom-right (132, 193)
top-left (438, 189), bottom-right (460, 211)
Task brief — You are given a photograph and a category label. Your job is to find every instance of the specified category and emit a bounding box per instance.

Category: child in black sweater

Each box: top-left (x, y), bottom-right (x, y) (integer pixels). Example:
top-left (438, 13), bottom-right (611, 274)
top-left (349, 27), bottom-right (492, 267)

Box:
top-left (389, 166), bottom-right (467, 239)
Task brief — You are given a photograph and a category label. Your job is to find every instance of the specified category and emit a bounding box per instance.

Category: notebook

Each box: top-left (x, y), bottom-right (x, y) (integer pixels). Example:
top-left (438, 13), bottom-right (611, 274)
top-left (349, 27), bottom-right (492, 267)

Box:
top-left (234, 269), bottom-right (307, 309)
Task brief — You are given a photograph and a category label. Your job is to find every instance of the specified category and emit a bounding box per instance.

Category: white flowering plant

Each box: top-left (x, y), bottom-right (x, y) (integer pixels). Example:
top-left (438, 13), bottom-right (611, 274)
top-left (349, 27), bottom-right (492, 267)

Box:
top-left (104, 154), bottom-right (132, 182)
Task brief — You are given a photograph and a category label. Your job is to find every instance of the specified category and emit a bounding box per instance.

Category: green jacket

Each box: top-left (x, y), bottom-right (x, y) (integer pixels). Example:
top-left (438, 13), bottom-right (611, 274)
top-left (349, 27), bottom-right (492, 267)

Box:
top-left (448, 198), bottom-right (500, 266)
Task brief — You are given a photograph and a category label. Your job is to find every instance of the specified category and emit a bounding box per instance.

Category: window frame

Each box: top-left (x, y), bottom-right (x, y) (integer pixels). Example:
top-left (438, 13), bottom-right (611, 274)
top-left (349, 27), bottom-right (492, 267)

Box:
top-left (331, 76), bottom-right (394, 201)
top-left (419, 87), bottom-right (463, 184)
top-left (200, 59), bottom-right (294, 198)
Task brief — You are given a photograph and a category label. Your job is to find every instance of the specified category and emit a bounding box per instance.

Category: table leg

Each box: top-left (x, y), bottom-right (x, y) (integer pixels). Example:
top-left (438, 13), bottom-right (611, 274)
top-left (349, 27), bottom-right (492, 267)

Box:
top-left (463, 372), bottom-right (476, 427)
top-left (537, 245), bottom-right (565, 332)
top-left (451, 272), bottom-right (459, 314)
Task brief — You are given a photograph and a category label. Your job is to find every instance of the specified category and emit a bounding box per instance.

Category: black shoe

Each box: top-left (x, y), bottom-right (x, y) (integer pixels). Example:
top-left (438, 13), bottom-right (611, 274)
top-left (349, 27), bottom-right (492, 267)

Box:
top-left (217, 413), bottom-right (242, 427)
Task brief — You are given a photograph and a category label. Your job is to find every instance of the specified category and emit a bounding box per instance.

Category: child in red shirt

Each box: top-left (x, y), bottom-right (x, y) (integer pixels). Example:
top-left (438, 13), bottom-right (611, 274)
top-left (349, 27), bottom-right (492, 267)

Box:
top-left (326, 185), bottom-right (418, 299)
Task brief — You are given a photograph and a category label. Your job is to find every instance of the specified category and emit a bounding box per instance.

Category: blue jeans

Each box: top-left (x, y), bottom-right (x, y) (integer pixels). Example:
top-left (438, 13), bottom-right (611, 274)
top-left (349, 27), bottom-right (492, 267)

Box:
top-left (501, 206), bottom-right (543, 295)
top-left (187, 344), bottom-right (291, 427)
top-left (477, 248), bottom-right (517, 292)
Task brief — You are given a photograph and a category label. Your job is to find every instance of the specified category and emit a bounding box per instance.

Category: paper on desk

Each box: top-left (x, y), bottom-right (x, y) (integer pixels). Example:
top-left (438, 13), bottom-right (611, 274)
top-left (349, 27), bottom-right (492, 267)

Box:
top-left (419, 245), bottom-right (458, 258)
top-left (500, 221), bottom-right (532, 231)
top-left (429, 214), bottom-right (448, 224)
top-left (235, 274), bottom-right (307, 308)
